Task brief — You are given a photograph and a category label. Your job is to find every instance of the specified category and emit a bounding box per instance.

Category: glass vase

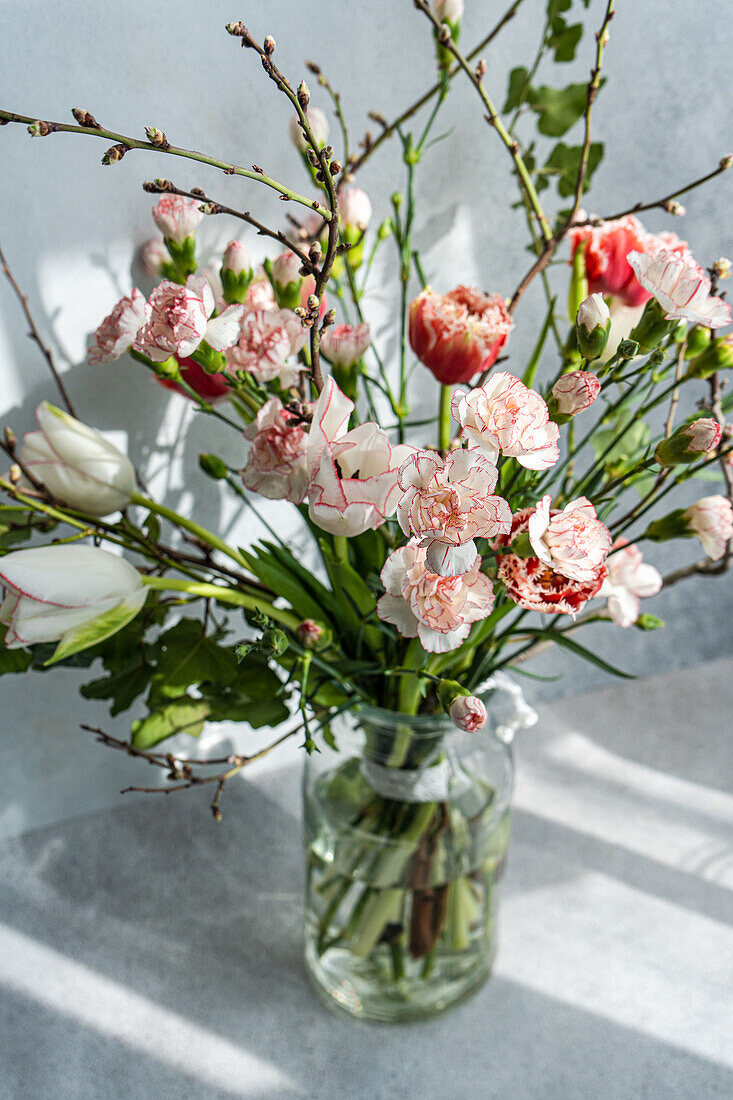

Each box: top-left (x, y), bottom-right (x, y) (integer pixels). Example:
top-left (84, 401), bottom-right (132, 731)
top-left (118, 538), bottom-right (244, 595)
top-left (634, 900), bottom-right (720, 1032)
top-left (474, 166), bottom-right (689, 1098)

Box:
top-left (302, 675), bottom-right (534, 1023)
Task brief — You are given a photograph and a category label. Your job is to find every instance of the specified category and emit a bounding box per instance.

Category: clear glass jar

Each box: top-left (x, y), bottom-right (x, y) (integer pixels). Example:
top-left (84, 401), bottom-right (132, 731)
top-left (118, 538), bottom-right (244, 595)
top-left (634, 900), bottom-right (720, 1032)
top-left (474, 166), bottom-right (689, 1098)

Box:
top-left (302, 679), bottom-right (527, 1023)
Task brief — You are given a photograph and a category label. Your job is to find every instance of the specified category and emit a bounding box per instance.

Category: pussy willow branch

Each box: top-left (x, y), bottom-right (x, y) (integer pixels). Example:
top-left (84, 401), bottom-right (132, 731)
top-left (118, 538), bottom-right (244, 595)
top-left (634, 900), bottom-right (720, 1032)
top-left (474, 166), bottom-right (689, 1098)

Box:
top-left (413, 0), bottom-right (552, 244)
top-left (576, 158), bottom-right (733, 226)
top-left (82, 722), bottom-right (302, 820)
top-left (347, 0), bottom-right (525, 179)
top-left (228, 24), bottom-right (339, 394)
top-left (0, 241), bottom-right (78, 417)
top-left (568, 1), bottom-right (615, 225)
top-left (141, 179), bottom-right (317, 273)
top-left (0, 108), bottom-right (330, 218)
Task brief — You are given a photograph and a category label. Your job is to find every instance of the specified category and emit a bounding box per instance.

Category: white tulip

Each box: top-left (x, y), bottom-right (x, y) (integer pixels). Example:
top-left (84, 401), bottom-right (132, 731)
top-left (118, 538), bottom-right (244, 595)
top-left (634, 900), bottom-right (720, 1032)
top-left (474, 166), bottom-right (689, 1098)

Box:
top-left (0, 545), bottom-right (146, 658)
top-left (17, 402), bottom-right (137, 517)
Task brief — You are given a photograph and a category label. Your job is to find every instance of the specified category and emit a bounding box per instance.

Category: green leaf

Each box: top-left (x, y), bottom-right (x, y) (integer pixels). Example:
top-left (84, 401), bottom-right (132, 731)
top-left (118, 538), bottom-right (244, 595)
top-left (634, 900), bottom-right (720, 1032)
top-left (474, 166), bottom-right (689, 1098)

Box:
top-left (546, 0), bottom-right (571, 15)
top-left (131, 697), bottom-right (211, 748)
top-left (529, 83), bottom-right (589, 137)
top-left (239, 543), bottom-right (335, 624)
top-left (81, 665), bottom-right (152, 716)
top-left (207, 693), bottom-right (289, 728)
top-left (46, 593), bottom-right (147, 666)
top-left (544, 141), bottom-right (604, 198)
top-left (319, 541), bottom-right (383, 656)
top-left (592, 412), bottom-right (650, 475)
top-left (0, 626), bottom-right (32, 674)
top-left (148, 618), bottom-right (239, 705)
top-left (517, 629), bottom-right (635, 679)
top-left (503, 66), bottom-right (530, 112)
top-left (548, 20), bottom-right (583, 62)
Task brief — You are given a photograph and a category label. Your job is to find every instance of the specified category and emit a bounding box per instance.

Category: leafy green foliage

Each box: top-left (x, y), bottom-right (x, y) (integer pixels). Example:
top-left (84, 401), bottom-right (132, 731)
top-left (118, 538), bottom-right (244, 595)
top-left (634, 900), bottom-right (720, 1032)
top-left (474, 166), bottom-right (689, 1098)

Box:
top-left (548, 19), bottom-right (583, 62)
top-left (0, 626), bottom-right (32, 674)
top-left (239, 541), bottom-right (337, 624)
top-left (0, 507), bottom-right (56, 551)
top-left (592, 411), bottom-right (651, 479)
top-left (543, 141), bottom-right (604, 197)
top-left (131, 697), bottom-right (211, 748)
top-left (529, 83), bottom-right (589, 137)
top-left (504, 67), bottom-right (531, 113)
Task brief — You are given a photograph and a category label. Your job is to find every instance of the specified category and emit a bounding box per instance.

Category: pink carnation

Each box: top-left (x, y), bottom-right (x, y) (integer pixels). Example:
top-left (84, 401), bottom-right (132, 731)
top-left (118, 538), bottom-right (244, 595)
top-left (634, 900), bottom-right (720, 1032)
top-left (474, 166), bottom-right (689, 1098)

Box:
top-left (244, 273), bottom-right (278, 312)
top-left (320, 323), bottom-right (371, 368)
top-left (397, 449), bottom-right (512, 576)
top-left (151, 195), bottom-right (203, 243)
top-left (529, 494), bottom-right (611, 583)
top-left (88, 289), bottom-right (149, 364)
top-left (552, 371), bottom-right (601, 416)
top-left (140, 238), bottom-right (170, 277)
top-left (135, 276), bottom-right (243, 363)
top-left (222, 240), bottom-right (251, 275)
top-left (495, 509), bottom-right (607, 616)
top-left (377, 539), bottom-right (495, 653)
top-left (598, 538), bottom-right (662, 627)
top-left (241, 397), bottom-right (310, 504)
top-left (226, 309), bottom-right (306, 388)
top-left (568, 214), bottom-right (688, 308)
top-left (628, 249), bottom-right (732, 328)
top-left (452, 372), bottom-right (560, 470)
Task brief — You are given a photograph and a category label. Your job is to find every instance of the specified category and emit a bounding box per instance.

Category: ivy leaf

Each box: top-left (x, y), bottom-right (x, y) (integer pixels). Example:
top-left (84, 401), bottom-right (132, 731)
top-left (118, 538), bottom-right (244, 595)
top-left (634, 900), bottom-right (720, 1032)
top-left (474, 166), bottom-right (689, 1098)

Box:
top-left (548, 19), bottom-right (583, 62)
top-left (148, 618), bottom-right (239, 705)
top-left (546, 0), bottom-right (571, 15)
top-left (544, 141), bottom-right (604, 197)
top-left (528, 83), bottom-right (589, 137)
top-left (81, 664), bottom-right (152, 716)
top-left (131, 696), bottom-right (211, 749)
top-left (503, 66), bottom-right (530, 112)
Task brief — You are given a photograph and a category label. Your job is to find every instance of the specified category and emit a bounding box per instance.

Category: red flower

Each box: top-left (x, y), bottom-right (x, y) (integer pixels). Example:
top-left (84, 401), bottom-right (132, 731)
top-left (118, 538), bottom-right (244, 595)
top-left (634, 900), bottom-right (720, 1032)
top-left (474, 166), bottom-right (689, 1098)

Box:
top-left (156, 357), bottom-right (230, 403)
top-left (568, 215), bottom-right (688, 309)
top-left (496, 509), bottom-right (606, 616)
top-left (409, 286), bottom-right (512, 385)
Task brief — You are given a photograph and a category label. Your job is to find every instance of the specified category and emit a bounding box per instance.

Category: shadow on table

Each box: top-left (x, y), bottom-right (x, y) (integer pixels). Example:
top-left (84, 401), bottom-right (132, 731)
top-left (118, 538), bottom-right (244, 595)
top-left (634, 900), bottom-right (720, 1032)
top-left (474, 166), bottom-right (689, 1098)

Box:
top-left (0, 762), bottom-right (731, 1100)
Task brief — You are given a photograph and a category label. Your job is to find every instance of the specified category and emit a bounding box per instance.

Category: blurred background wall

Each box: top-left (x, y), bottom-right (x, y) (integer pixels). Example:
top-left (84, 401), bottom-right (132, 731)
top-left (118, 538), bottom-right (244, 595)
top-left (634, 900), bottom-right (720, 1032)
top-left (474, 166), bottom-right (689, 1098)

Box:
top-left (1, 0), bottom-right (731, 838)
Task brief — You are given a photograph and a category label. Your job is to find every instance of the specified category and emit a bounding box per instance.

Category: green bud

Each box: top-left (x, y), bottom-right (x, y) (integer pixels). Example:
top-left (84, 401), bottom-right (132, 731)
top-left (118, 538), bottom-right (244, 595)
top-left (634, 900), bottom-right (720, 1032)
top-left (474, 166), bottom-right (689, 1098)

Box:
top-left (151, 356), bottom-right (181, 381)
top-left (436, 679), bottom-right (470, 713)
top-left (684, 326), bottom-right (712, 359)
top-left (644, 508), bottom-right (692, 543)
top-left (628, 298), bottom-right (678, 353)
top-left (198, 453), bottom-right (229, 480)
top-left (263, 628), bottom-right (289, 656)
top-left (192, 341), bottom-right (227, 374)
top-left (686, 334), bottom-right (733, 379)
top-left (617, 339), bottom-right (640, 359)
top-left (635, 614), bottom-right (665, 631)
top-left (377, 217), bottom-right (394, 241)
top-left (649, 347), bottom-right (667, 366)
top-left (165, 235), bottom-right (197, 279)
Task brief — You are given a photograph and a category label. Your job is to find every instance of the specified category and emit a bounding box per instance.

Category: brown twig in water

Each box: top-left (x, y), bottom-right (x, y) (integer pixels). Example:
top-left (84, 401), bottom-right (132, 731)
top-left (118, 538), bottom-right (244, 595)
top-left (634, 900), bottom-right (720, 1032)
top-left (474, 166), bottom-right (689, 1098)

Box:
top-left (0, 242), bottom-right (78, 416)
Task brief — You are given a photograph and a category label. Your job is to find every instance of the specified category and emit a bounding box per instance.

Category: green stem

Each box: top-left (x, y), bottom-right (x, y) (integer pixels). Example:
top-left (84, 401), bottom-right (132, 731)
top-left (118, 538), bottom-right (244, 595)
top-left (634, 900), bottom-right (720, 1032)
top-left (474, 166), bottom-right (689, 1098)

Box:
top-left (140, 575), bottom-right (300, 630)
top-left (438, 384), bottom-right (453, 450)
top-left (131, 492), bottom-right (250, 571)
top-left (333, 535), bottom-right (349, 564)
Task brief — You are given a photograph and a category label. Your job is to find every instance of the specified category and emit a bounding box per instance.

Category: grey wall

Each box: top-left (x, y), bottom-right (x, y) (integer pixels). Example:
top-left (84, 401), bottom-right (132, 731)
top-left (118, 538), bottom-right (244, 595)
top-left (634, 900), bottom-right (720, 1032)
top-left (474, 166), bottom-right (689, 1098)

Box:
top-left (1, 0), bottom-right (732, 837)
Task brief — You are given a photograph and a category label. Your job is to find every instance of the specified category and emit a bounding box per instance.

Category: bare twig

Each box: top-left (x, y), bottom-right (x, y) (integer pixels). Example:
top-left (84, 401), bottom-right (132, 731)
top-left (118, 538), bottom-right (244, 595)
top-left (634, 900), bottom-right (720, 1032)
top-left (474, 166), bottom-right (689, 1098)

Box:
top-left (709, 370), bottom-right (733, 569)
top-left (576, 157), bottom-right (733, 226)
top-left (0, 108), bottom-right (330, 217)
top-left (568, 2), bottom-right (615, 225)
top-left (82, 722), bottom-right (302, 820)
top-left (0, 242), bottom-right (78, 416)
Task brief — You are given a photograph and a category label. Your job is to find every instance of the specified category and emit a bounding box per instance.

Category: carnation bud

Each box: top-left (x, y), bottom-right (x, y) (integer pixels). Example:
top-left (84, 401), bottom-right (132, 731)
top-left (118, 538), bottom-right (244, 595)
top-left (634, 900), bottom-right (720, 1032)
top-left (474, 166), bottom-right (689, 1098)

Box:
top-left (576, 293), bottom-right (611, 359)
top-left (617, 338), bottom-right (640, 359)
top-left (551, 370), bottom-right (601, 419)
top-left (198, 453), bottom-right (229, 480)
top-left (219, 239), bottom-right (254, 305)
top-left (140, 238), bottom-right (173, 278)
top-left (629, 298), bottom-right (679, 353)
top-left (635, 614), bottom-right (665, 631)
top-left (686, 333), bottom-right (733, 379)
top-left (654, 418), bottom-right (722, 467)
top-left (296, 619), bottom-right (330, 649)
top-left (436, 679), bottom-right (486, 732)
top-left (646, 496), bottom-right (733, 561)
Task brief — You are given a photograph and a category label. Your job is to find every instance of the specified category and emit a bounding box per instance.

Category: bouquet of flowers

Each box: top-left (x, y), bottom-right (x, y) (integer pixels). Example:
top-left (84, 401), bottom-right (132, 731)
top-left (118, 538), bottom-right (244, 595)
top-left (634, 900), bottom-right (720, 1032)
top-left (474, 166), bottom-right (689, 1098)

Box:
top-left (1, 0), bottom-right (731, 1020)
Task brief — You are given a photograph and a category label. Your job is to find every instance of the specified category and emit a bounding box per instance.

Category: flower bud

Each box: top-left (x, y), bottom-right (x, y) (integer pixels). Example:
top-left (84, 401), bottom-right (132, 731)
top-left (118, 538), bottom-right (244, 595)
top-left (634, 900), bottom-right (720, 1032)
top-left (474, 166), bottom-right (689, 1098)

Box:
top-left (198, 452), bottom-right (229, 480)
top-left (101, 143), bottom-right (128, 165)
top-left (576, 293), bottom-right (611, 359)
top-left (635, 614), bottom-right (665, 631)
top-left (152, 194), bottom-right (203, 246)
top-left (629, 297), bottom-right (682, 353)
top-left (712, 257), bottom-right (731, 281)
top-left (449, 695), bottom-right (487, 733)
top-left (296, 619), bottom-right (330, 649)
top-left (289, 106), bottom-right (328, 152)
top-left (645, 495), bottom-right (733, 561)
top-left (263, 628), bottom-right (289, 656)
top-left (145, 126), bottom-right (168, 148)
top-left (551, 370), bottom-right (601, 418)
top-left (297, 80), bottom-right (310, 110)
top-left (271, 250), bottom-right (302, 290)
top-left (683, 325), bottom-right (711, 360)
top-left (263, 35), bottom-right (276, 55)
top-left (686, 333), bottom-right (733, 379)
top-left (663, 200), bottom-right (685, 216)
top-left (654, 418), bottom-right (722, 467)
top-left (720, 154), bottom-right (733, 170)
top-left (338, 187), bottom-right (372, 233)
top-left (220, 239), bottom-right (253, 304)
top-left (140, 238), bottom-right (174, 278)
top-left (17, 402), bottom-right (137, 517)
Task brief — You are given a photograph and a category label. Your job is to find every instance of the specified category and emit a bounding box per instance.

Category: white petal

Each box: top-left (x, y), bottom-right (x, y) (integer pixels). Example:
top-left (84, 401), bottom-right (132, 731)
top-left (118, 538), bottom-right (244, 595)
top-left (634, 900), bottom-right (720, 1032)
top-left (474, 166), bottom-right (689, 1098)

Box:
top-left (425, 539), bottom-right (477, 576)
top-left (376, 594), bottom-right (419, 638)
top-left (205, 305), bottom-right (245, 351)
